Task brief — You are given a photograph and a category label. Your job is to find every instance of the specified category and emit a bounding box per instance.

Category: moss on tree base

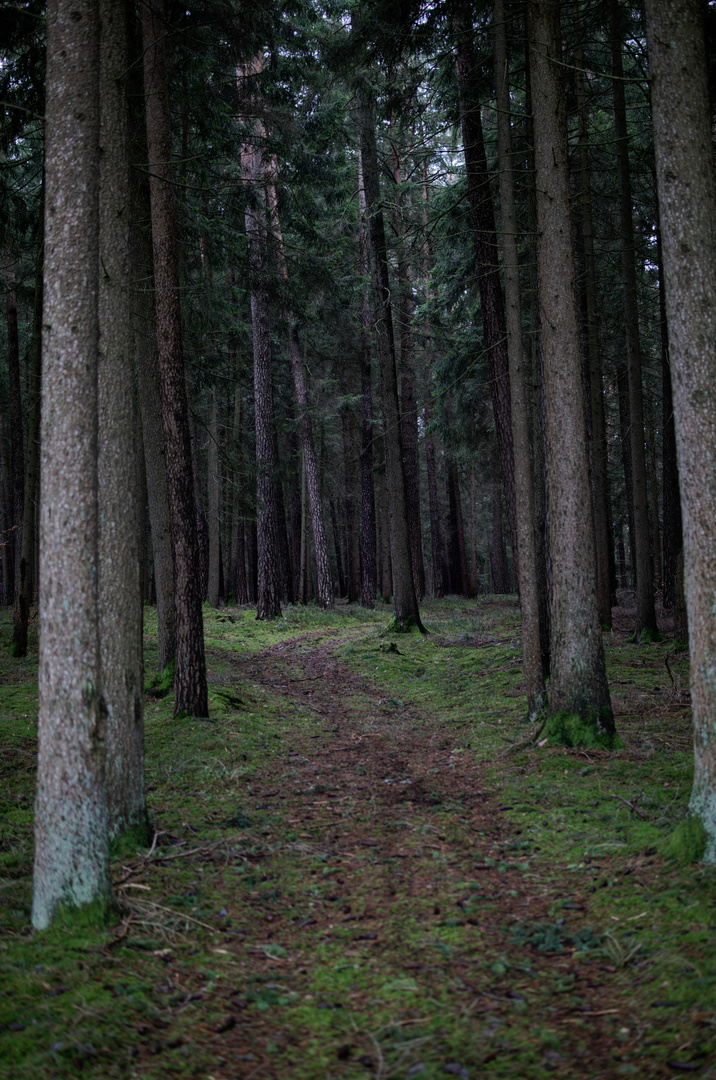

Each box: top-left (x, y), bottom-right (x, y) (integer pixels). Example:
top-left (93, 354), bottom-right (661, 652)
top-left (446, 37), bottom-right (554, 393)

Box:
top-left (663, 816), bottom-right (707, 865)
top-left (383, 614), bottom-right (427, 635)
top-left (544, 708), bottom-right (623, 750)
top-left (109, 817), bottom-right (152, 858)
top-left (144, 657), bottom-right (175, 698)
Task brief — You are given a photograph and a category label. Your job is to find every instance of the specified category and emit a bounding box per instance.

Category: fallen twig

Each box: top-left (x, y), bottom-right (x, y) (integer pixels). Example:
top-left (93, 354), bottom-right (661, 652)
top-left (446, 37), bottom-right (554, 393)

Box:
top-left (500, 716), bottom-right (547, 757)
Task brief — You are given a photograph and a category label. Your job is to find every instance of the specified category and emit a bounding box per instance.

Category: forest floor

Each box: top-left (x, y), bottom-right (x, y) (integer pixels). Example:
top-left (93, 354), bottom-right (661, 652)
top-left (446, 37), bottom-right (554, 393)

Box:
top-left (1, 595), bottom-right (715, 1079)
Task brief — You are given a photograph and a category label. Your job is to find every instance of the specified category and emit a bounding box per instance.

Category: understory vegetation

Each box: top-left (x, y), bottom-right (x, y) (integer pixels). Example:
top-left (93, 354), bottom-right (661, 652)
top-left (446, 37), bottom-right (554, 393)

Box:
top-left (1, 597), bottom-right (714, 1079)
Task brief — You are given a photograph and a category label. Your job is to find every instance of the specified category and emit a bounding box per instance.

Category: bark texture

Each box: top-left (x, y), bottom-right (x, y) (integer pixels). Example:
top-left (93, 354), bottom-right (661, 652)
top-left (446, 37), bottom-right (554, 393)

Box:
top-left (528, 0), bottom-right (614, 739)
top-left (99, 0), bottom-right (146, 839)
top-left (453, 3), bottom-right (518, 583)
top-left (645, 0), bottom-right (716, 856)
top-left (142, 0), bottom-right (208, 714)
top-left (358, 149), bottom-right (377, 609)
top-left (33, 0), bottom-right (114, 929)
top-left (495, 0), bottom-right (545, 713)
top-left (610, 0), bottom-right (658, 640)
top-left (358, 88), bottom-right (423, 632)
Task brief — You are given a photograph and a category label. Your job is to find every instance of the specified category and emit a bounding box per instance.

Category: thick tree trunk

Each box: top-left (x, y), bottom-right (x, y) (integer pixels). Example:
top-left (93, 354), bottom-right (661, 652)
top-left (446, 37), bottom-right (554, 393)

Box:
top-left (33, 0), bottom-right (114, 929)
top-left (495, 0), bottom-right (545, 712)
top-left (528, 0), bottom-right (615, 744)
top-left (646, 0), bottom-right (716, 856)
top-left (99, 0), bottom-right (146, 841)
top-left (611, 0), bottom-right (658, 640)
top-left (142, 0), bottom-right (207, 715)
top-left (358, 89), bottom-right (423, 632)
top-left (357, 149), bottom-right (377, 609)
top-left (453, 3), bottom-right (518, 584)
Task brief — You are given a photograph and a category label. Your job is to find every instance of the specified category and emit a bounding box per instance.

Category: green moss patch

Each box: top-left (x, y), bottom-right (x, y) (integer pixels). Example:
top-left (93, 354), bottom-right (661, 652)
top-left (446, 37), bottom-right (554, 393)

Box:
top-left (663, 815), bottom-right (708, 865)
top-left (544, 708), bottom-right (623, 750)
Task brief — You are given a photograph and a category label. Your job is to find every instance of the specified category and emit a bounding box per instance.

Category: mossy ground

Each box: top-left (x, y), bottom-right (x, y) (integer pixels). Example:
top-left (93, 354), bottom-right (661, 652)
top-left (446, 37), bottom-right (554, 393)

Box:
top-left (0, 595), bottom-right (714, 1078)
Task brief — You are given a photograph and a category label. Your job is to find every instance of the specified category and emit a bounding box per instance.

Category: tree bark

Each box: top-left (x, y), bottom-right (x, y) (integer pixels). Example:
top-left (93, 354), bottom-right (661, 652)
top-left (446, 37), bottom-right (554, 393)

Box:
top-left (575, 45), bottom-right (613, 628)
top-left (358, 88), bottom-right (424, 632)
top-left (645, 0), bottom-right (716, 856)
top-left (610, 0), bottom-right (659, 641)
top-left (33, 0), bottom-right (115, 929)
top-left (264, 164), bottom-right (333, 607)
top-left (447, 454), bottom-right (470, 597)
top-left (11, 229), bottom-right (42, 657)
top-left (207, 388), bottom-right (221, 607)
top-left (495, 0), bottom-right (545, 713)
top-left (453, 2), bottom-right (518, 585)
top-left (5, 256), bottom-right (23, 612)
top-left (357, 148), bottom-right (377, 609)
top-left (490, 447), bottom-right (509, 594)
top-left (99, 0), bottom-right (146, 841)
top-left (528, 0), bottom-right (615, 743)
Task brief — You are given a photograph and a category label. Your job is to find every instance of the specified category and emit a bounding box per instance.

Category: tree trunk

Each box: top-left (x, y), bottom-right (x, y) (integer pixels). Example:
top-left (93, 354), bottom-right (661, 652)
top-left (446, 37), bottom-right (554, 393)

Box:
top-left (264, 165), bottom-right (333, 607)
top-left (207, 388), bottom-right (221, 607)
top-left (575, 44), bottom-right (613, 628)
top-left (447, 454), bottom-right (469, 597)
top-left (358, 88), bottom-right (424, 632)
top-left (528, 0), bottom-right (615, 744)
top-left (5, 256), bottom-right (24, 612)
top-left (646, 0), bottom-right (716, 856)
top-left (11, 229), bottom-right (42, 657)
top-left (490, 447), bottom-right (509, 594)
top-left (453, 2), bottom-right (518, 584)
top-left (33, 0), bottom-right (114, 929)
top-left (142, 0), bottom-right (208, 715)
top-left (357, 148), bottom-right (377, 609)
top-left (610, 0), bottom-right (659, 641)
top-left (495, 0), bottom-right (545, 712)
top-left (616, 357), bottom-right (636, 586)
top-left (99, 0), bottom-right (146, 841)
top-left (392, 145), bottom-right (425, 600)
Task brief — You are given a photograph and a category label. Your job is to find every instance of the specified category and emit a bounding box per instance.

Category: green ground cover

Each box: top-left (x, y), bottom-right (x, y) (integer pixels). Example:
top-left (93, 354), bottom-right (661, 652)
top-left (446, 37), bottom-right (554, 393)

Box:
top-left (0, 597), bottom-right (713, 1079)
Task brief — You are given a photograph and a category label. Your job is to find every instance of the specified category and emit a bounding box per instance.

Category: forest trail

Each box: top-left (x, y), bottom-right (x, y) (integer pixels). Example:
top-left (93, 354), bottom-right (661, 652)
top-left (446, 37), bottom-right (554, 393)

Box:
top-left (132, 623), bottom-right (700, 1080)
top-left (1, 601), bottom-right (712, 1079)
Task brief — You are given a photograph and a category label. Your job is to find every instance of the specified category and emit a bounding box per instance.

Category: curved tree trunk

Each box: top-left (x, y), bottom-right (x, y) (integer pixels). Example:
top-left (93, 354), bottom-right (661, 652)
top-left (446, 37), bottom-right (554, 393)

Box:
top-left (142, 0), bottom-right (208, 715)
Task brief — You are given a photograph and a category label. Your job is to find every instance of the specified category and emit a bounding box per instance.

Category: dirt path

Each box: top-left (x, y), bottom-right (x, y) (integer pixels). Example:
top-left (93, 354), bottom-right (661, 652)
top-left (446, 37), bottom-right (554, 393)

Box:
top-left (142, 631), bottom-right (668, 1080)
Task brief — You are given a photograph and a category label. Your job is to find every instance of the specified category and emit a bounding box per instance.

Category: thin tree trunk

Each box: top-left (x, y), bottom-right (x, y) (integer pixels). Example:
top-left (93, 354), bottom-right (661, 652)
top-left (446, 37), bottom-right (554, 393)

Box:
top-left (453, 2), bottom-right (518, 584)
top-left (575, 45), bottom-right (613, 628)
top-left (495, 0), bottom-right (544, 712)
top-left (11, 228), bottom-right (42, 657)
top-left (207, 388), bottom-right (221, 607)
top-left (610, 0), bottom-right (658, 640)
top-left (5, 255), bottom-right (23, 612)
top-left (99, 0), bottom-right (146, 841)
top-left (528, 0), bottom-right (615, 743)
top-left (358, 88), bottom-right (423, 631)
top-left (142, 0), bottom-right (208, 715)
top-left (490, 447), bottom-right (509, 594)
top-left (447, 454), bottom-right (469, 597)
top-left (264, 165), bottom-right (332, 607)
top-left (357, 149), bottom-right (377, 609)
